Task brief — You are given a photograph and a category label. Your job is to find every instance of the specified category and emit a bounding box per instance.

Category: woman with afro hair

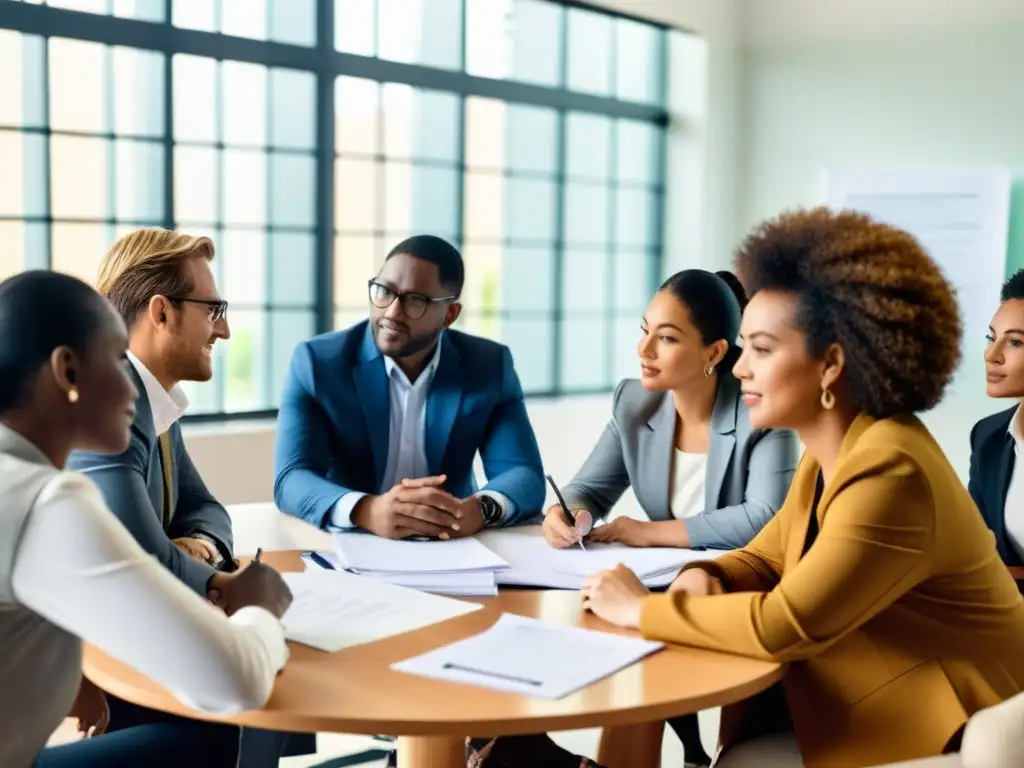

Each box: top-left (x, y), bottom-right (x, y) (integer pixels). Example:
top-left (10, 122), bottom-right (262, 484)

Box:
top-left (582, 208), bottom-right (1024, 768)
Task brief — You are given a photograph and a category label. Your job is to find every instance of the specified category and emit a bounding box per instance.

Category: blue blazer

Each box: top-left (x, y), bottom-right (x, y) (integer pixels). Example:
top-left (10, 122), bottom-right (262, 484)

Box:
top-left (968, 406), bottom-right (1019, 565)
top-left (274, 321), bottom-right (545, 527)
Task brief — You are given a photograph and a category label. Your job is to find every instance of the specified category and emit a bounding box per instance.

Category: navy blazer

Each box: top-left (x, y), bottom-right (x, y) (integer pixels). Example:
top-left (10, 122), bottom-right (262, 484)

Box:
top-left (67, 367), bottom-right (233, 594)
top-left (968, 405), bottom-right (1019, 566)
top-left (274, 321), bottom-right (546, 528)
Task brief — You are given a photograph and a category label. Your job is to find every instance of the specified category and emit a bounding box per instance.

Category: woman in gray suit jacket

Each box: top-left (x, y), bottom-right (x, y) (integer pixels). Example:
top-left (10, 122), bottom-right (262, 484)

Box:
top-left (539, 269), bottom-right (798, 768)
top-left (543, 269), bottom-right (798, 553)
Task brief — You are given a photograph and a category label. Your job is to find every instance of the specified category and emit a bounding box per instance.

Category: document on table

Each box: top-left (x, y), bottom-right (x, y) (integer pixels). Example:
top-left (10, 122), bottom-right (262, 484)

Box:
top-left (333, 532), bottom-right (508, 574)
top-left (393, 613), bottom-right (664, 699)
top-left (477, 527), bottom-right (726, 588)
top-left (280, 570), bottom-right (481, 652)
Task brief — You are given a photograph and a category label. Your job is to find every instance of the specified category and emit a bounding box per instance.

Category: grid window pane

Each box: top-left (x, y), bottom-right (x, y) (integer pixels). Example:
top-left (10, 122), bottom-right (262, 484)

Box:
top-left (616, 18), bottom-right (662, 104)
top-left (463, 173), bottom-right (504, 242)
top-left (172, 0), bottom-right (216, 31)
top-left (615, 188), bottom-right (658, 248)
top-left (613, 252), bottom-right (656, 313)
top-left (614, 316), bottom-right (641, 382)
top-left (115, 139), bottom-right (164, 221)
top-left (383, 163), bottom-right (458, 238)
top-left (51, 222), bottom-right (111, 283)
top-left (112, 47), bottom-right (164, 137)
top-left (617, 120), bottom-right (659, 184)
top-left (270, 232), bottom-right (316, 305)
top-left (222, 62), bottom-right (268, 147)
top-left (378, 0), bottom-right (462, 71)
top-left (173, 55), bottom-right (217, 143)
top-left (336, 77), bottom-right (379, 156)
top-left (269, 0), bottom-right (316, 46)
top-left (174, 146), bottom-right (218, 224)
top-left (270, 153), bottom-right (316, 228)
top-left (48, 38), bottom-right (107, 133)
top-left (0, 31), bottom-right (45, 128)
top-left (335, 0), bottom-right (376, 55)
top-left (222, 229), bottom-right (268, 304)
top-left (224, 309), bottom-right (267, 412)
top-left (382, 85), bottom-right (460, 162)
top-left (503, 317), bottom-right (555, 393)
top-left (562, 250), bottom-right (608, 313)
top-left (270, 69), bottom-right (316, 150)
top-left (0, 221), bottom-right (47, 278)
top-left (506, 178), bottom-right (556, 242)
top-left (222, 0), bottom-right (268, 41)
top-left (335, 158), bottom-right (378, 232)
top-left (465, 98), bottom-right (506, 171)
top-left (567, 8), bottom-right (612, 96)
top-left (465, 0), bottom-right (563, 88)
top-left (500, 246), bottom-right (554, 313)
top-left (507, 104), bottom-right (558, 174)
top-left (222, 149), bottom-right (268, 225)
top-left (0, 131), bottom-right (46, 217)
top-left (334, 235), bottom-right (382, 309)
top-left (561, 317), bottom-right (607, 390)
top-left (271, 310), bottom-right (316, 406)
top-left (566, 113), bottom-right (612, 180)
top-left (564, 183), bottom-right (610, 246)
top-left (50, 135), bottom-right (110, 219)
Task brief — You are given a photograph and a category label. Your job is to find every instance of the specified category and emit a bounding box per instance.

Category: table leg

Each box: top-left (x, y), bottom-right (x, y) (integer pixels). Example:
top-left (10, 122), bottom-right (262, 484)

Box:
top-left (397, 735), bottom-right (465, 768)
top-left (597, 720), bottom-right (664, 768)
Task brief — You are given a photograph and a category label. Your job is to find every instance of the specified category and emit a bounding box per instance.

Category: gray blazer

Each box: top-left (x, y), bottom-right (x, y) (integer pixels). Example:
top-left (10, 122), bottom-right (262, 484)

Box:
top-left (67, 367), bottom-right (233, 594)
top-left (561, 375), bottom-right (798, 549)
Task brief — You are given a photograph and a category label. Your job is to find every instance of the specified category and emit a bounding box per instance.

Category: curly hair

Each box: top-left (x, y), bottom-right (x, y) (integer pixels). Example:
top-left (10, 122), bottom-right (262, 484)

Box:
top-left (734, 207), bottom-right (962, 418)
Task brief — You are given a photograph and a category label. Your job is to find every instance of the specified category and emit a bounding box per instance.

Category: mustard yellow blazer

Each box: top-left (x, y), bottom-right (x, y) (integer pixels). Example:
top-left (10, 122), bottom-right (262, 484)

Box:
top-left (639, 413), bottom-right (1024, 768)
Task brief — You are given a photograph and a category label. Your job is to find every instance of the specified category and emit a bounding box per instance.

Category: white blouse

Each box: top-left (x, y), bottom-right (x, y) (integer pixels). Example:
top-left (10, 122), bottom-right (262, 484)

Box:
top-left (10, 472), bottom-right (289, 715)
top-left (669, 449), bottom-right (708, 521)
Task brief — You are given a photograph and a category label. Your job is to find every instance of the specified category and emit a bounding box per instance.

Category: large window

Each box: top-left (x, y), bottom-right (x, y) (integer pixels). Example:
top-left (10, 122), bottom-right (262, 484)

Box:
top-left (0, 0), bottom-right (669, 418)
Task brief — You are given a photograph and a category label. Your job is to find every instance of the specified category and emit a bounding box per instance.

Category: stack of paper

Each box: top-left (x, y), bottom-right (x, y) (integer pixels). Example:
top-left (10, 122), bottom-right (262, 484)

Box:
top-left (477, 527), bottom-right (725, 590)
top-left (393, 613), bottom-right (664, 699)
top-left (323, 533), bottom-right (510, 596)
top-left (280, 570), bottom-right (481, 652)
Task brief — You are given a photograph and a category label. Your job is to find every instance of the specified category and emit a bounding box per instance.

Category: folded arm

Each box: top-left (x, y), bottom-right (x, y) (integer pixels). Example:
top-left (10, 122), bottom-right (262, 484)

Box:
top-left (640, 450), bottom-right (934, 663)
top-left (476, 346), bottom-right (546, 525)
top-left (70, 435), bottom-right (216, 595)
top-left (274, 343), bottom-right (353, 528)
top-left (12, 474), bottom-right (288, 714)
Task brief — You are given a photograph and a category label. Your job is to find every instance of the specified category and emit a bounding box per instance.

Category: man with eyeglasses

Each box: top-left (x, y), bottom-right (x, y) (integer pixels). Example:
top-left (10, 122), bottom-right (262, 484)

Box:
top-left (68, 228), bottom-right (315, 766)
top-left (275, 234), bottom-right (545, 540)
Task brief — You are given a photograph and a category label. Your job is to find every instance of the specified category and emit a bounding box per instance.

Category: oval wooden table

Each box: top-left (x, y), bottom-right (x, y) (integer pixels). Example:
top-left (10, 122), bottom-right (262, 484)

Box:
top-left (84, 551), bottom-right (783, 768)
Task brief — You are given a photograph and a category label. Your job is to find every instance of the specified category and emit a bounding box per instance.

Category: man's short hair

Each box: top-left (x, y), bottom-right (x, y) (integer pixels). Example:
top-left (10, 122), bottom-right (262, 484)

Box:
top-left (386, 235), bottom-right (465, 296)
top-left (98, 228), bottom-right (215, 328)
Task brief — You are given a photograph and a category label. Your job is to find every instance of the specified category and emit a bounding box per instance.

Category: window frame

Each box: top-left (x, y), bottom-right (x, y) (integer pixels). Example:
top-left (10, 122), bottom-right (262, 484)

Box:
top-left (0, 0), bottom-right (670, 422)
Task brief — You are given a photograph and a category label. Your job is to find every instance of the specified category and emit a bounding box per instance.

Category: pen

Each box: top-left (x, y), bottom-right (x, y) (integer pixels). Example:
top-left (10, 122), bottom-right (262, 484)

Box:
top-left (253, 547), bottom-right (263, 564)
top-left (545, 474), bottom-right (586, 551)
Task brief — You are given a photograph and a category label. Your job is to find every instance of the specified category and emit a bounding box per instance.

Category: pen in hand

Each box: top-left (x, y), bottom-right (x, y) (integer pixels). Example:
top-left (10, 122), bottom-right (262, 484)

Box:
top-left (545, 474), bottom-right (586, 551)
top-left (253, 547), bottom-right (263, 565)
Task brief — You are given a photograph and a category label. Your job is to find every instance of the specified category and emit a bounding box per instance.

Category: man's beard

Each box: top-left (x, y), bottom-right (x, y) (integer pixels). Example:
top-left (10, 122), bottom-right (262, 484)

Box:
top-left (374, 321), bottom-right (440, 359)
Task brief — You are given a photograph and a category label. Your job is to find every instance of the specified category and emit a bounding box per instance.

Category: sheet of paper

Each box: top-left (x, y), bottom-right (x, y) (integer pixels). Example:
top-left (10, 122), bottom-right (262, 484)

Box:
top-left (334, 532), bottom-right (508, 574)
top-left (477, 527), bottom-right (725, 586)
top-left (280, 570), bottom-right (481, 652)
top-left (393, 613), bottom-right (664, 699)
top-left (302, 553), bottom-right (498, 596)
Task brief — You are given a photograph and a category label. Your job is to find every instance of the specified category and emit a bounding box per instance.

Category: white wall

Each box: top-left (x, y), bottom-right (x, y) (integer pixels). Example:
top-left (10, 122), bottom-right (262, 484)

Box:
top-left (735, 0), bottom-right (1024, 478)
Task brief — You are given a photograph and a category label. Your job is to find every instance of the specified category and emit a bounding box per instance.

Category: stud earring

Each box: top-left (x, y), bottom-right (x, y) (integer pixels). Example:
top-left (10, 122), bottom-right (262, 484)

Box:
top-left (68, 387), bottom-right (79, 404)
top-left (704, 365), bottom-right (715, 377)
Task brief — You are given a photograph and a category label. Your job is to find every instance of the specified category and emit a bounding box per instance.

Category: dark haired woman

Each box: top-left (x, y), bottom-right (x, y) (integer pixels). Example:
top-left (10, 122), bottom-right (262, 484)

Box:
top-left (543, 269), bottom-right (798, 555)
top-left (584, 209), bottom-right (1024, 767)
top-left (0, 271), bottom-right (292, 768)
top-left (473, 270), bottom-right (799, 768)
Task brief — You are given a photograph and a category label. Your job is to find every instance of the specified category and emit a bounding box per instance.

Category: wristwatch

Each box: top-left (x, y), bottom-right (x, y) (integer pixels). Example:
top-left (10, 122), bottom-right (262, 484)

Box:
top-left (476, 495), bottom-right (504, 527)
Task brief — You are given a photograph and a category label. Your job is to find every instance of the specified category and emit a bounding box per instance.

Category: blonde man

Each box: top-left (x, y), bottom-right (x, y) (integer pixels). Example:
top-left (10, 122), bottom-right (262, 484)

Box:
top-left (68, 229), bottom-right (315, 766)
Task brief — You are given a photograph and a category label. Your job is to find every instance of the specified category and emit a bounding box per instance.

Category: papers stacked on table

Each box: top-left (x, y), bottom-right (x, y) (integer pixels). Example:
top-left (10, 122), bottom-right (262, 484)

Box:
top-left (316, 533), bottom-right (510, 596)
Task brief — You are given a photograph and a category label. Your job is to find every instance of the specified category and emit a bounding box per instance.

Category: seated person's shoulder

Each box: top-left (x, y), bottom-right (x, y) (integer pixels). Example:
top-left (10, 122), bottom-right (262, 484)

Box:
top-left (610, 378), bottom-right (664, 424)
top-left (971, 406), bottom-right (1018, 448)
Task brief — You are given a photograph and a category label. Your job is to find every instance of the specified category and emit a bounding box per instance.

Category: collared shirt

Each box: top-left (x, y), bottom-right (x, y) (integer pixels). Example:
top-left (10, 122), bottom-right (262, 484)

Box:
top-left (1005, 405), bottom-right (1024, 561)
top-left (330, 338), bottom-right (511, 528)
top-left (128, 352), bottom-right (190, 435)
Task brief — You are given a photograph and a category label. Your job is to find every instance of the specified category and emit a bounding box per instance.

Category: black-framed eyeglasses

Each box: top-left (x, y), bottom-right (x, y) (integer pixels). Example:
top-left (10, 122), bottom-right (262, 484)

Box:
top-left (166, 296), bottom-right (229, 323)
top-left (367, 280), bottom-right (457, 320)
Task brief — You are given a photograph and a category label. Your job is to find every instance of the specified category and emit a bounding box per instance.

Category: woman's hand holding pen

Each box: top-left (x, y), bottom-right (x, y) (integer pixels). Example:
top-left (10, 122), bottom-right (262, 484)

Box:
top-left (542, 505), bottom-right (592, 548)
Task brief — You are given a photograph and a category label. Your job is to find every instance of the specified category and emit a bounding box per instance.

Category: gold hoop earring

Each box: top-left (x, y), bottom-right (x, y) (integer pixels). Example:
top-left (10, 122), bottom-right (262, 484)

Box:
top-left (704, 365), bottom-right (715, 378)
top-left (68, 387), bottom-right (79, 404)
top-left (820, 387), bottom-right (835, 410)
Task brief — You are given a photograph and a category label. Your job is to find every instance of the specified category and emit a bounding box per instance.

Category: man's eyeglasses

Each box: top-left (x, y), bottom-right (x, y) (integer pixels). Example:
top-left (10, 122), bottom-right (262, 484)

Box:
top-left (368, 280), bottom-right (456, 320)
top-left (166, 296), bottom-right (229, 323)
